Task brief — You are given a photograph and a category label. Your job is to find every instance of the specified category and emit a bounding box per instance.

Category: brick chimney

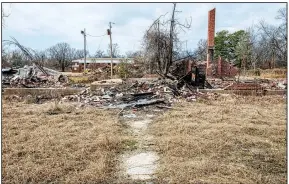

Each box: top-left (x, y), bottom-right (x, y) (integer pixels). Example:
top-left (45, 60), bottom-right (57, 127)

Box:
top-left (206, 8), bottom-right (216, 77)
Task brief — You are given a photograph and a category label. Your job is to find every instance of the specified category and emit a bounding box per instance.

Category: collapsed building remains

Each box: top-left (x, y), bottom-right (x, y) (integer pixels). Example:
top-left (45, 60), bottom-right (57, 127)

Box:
top-left (2, 64), bottom-right (68, 88)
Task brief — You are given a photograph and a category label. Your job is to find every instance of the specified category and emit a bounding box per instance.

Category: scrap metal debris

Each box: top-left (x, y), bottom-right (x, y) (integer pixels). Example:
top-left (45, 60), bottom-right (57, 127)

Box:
top-left (2, 64), bottom-right (68, 88)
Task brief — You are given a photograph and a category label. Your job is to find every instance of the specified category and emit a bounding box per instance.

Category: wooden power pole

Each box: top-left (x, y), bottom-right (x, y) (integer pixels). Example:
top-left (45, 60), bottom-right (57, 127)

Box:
top-left (81, 28), bottom-right (87, 72)
top-left (108, 22), bottom-right (114, 78)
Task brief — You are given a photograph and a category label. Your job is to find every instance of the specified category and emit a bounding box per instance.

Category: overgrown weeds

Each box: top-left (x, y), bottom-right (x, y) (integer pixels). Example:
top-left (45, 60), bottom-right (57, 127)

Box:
top-left (2, 100), bottom-right (129, 183)
top-left (151, 95), bottom-right (286, 184)
top-left (243, 68), bottom-right (286, 78)
top-left (46, 99), bottom-right (73, 115)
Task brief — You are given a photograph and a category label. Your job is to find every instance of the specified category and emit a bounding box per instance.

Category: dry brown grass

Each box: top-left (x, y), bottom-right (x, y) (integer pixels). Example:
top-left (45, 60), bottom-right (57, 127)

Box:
top-left (151, 95), bottom-right (286, 184)
top-left (2, 100), bottom-right (129, 184)
top-left (243, 68), bottom-right (287, 78)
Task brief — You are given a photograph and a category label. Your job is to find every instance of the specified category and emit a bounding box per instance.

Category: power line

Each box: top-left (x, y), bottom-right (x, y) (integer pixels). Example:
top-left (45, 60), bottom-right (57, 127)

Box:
top-left (97, 36), bottom-right (105, 51)
top-left (86, 33), bottom-right (106, 37)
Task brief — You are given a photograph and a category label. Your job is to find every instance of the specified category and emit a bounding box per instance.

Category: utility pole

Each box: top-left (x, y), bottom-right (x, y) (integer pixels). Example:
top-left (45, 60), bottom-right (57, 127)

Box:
top-left (108, 22), bottom-right (115, 78)
top-left (167, 3), bottom-right (176, 75)
top-left (81, 28), bottom-right (87, 72)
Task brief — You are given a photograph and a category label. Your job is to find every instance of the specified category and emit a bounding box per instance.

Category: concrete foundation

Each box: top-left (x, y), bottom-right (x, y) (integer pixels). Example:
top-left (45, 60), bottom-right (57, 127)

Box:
top-left (3, 88), bottom-right (82, 97)
top-left (198, 89), bottom-right (286, 96)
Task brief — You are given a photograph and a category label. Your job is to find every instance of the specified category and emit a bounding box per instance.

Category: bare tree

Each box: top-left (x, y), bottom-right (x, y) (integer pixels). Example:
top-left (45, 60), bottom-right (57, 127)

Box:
top-left (143, 3), bottom-right (191, 76)
top-left (256, 8), bottom-right (287, 67)
top-left (125, 50), bottom-right (142, 58)
top-left (2, 4), bottom-right (11, 28)
top-left (74, 49), bottom-right (89, 59)
top-left (107, 43), bottom-right (120, 58)
top-left (276, 7), bottom-right (286, 26)
top-left (2, 40), bottom-right (11, 67)
top-left (94, 49), bottom-right (104, 58)
top-left (47, 42), bottom-right (75, 72)
top-left (193, 39), bottom-right (207, 61)
top-left (1, 49), bottom-right (28, 67)
top-left (4, 37), bottom-right (48, 69)
top-left (9, 49), bottom-right (29, 67)
top-left (258, 21), bottom-right (286, 67)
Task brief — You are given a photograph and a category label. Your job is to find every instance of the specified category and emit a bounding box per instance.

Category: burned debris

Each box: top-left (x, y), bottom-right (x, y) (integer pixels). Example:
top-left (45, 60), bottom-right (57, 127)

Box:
top-left (2, 38), bottom-right (69, 88)
top-left (3, 64), bottom-right (68, 88)
top-left (2, 67), bottom-right (18, 86)
top-left (2, 5), bottom-right (286, 111)
top-left (63, 78), bottom-right (200, 109)
top-left (169, 57), bottom-right (209, 89)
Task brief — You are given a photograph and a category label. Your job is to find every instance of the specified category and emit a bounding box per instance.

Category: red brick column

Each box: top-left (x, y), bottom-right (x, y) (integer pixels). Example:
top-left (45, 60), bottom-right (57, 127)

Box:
top-left (207, 8), bottom-right (216, 78)
top-left (207, 8), bottom-right (216, 48)
top-left (217, 56), bottom-right (222, 77)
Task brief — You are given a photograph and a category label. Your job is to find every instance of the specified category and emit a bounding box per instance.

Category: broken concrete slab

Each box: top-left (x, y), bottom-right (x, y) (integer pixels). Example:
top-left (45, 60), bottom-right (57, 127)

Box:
top-left (123, 152), bottom-right (159, 180)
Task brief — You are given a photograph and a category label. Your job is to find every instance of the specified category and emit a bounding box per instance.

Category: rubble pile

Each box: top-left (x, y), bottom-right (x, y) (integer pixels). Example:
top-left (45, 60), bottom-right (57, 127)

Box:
top-left (2, 65), bottom-right (69, 88)
top-left (207, 78), bottom-right (234, 89)
top-left (62, 79), bottom-right (220, 109)
top-left (259, 78), bottom-right (287, 90)
top-left (91, 66), bottom-right (111, 80)
top-left (2, 68), bottom-right (18, 87)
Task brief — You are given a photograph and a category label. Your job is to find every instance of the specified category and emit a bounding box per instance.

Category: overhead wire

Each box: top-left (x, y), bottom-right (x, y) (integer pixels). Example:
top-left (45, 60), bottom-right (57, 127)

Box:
top-left (84, 32), bottom-right (107, 56)
top-left (96, 36), bottom-right (105, 51)
top-left (86, 33), bottom-right (106, 37)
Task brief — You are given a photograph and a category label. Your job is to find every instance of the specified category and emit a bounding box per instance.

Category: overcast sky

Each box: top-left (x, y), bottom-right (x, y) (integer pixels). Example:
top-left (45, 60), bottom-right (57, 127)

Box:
top-left (2, 2), bottom-right (286, 56)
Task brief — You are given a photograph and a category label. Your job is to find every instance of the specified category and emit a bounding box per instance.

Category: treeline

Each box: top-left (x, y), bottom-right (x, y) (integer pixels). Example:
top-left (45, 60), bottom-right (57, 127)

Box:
top-left (2, 42), bottom-right (127, 71)
top-left (192, 8), bottom-right (287, 69)
top-left (2, 7), bottom-right (286, 73)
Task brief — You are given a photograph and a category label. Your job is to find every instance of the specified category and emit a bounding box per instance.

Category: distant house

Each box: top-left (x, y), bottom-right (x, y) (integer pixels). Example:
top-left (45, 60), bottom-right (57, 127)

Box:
top-left (71, 58), bottom-right (134, 73)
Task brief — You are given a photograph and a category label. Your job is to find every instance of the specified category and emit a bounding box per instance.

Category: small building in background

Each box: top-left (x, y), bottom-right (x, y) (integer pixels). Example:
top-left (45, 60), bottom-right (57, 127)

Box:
top-left (71, 58), bottom-right (134, 73)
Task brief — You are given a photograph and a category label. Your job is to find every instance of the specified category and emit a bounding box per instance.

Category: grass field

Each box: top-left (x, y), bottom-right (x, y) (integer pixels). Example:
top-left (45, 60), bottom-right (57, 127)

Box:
top-left (2, 94), bottom-right (286, 183)
top-left (2, 100), bottom-right (129, 184)
top-left (243, 68), bottom-right (287, 79)
top-left (151, 95), bottom-right (286, 184)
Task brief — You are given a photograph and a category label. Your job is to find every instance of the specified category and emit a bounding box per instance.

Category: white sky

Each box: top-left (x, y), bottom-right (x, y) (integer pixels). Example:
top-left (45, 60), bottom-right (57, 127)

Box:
top-left (2, 2), bottom-right (286, 56)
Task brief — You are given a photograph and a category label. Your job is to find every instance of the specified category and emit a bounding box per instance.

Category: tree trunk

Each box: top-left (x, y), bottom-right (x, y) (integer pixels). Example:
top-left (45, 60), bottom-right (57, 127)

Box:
top-left (61, 60), bottom-right (65, 72)
top-left (165, 3), bottom-right (176, 76)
